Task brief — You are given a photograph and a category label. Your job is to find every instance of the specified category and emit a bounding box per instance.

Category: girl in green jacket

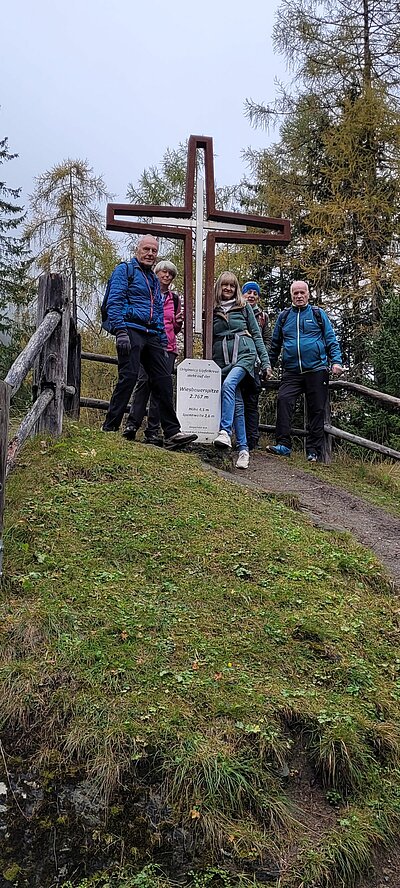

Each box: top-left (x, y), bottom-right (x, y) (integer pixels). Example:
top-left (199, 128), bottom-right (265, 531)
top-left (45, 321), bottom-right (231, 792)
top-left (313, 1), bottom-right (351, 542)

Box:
top-left (212, 272), bottom-right (272, 468)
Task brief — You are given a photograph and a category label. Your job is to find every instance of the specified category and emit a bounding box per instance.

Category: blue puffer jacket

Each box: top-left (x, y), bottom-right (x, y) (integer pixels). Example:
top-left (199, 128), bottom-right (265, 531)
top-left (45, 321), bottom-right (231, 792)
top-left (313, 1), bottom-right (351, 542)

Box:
top-left (105, 259), bottom-right (167, 346)
top-left (269, 304), bottom-right (342, 373)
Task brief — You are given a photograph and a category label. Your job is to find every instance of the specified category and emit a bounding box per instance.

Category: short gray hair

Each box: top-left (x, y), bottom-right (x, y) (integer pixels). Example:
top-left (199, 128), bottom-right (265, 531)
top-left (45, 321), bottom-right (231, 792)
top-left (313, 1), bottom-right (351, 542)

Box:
top-left (290, 280), bottom-right (309, 295)
top-left (154, 260), bottom-right (178, 279)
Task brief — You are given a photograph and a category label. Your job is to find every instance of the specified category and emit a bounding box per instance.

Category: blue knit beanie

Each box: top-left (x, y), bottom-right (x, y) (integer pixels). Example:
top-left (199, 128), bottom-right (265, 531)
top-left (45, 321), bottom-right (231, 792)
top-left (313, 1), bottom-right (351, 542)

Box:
top-left (242, 281), bottom-right (260, 296)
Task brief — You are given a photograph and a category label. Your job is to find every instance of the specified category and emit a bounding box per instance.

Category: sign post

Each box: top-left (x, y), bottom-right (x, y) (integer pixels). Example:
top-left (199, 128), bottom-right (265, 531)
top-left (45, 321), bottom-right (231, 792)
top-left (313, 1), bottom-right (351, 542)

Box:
top-left (177, 359), bottom-right (221, 444)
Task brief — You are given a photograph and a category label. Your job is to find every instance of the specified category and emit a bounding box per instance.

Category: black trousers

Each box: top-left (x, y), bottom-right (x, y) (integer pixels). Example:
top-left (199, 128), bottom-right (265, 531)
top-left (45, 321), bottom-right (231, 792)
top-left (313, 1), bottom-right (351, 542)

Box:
top-left (276, 369), bottom-right (329, 456)
top-left (127, 351), bottom-right (176, 437)
top-left (241, 370), bottom-right (262, 451)
top-left (103, 329), bottom-right (180, 437)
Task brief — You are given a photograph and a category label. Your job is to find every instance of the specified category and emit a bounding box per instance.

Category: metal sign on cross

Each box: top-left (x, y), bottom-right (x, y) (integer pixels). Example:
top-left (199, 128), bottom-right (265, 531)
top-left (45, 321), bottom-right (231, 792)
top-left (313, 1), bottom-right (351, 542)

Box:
top-left (106, 135), bottom-right (291, 358)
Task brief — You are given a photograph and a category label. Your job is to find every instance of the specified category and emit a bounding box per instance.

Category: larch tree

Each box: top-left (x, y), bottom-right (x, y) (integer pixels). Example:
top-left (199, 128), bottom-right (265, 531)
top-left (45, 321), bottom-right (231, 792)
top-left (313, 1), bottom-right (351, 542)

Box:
top-left (25, 159), bottom-right (119, 322)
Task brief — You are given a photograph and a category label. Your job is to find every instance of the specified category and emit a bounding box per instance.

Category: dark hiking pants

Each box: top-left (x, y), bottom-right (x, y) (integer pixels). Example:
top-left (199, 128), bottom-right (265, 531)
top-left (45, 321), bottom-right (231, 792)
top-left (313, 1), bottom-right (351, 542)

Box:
top-left (241, 370), bottom-right (262, 451)
top-left (275, 369), bottom-right (329, 456)
top-left (103, 329), bottom-right (180, 437)
top-left (127, 351), bottom-right (176, 438)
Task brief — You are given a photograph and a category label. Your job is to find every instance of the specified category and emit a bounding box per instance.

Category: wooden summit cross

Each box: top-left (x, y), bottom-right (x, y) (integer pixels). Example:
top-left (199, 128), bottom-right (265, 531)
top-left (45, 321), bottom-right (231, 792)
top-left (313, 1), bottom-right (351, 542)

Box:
top-left (106, 135), bottom-right (291, 359)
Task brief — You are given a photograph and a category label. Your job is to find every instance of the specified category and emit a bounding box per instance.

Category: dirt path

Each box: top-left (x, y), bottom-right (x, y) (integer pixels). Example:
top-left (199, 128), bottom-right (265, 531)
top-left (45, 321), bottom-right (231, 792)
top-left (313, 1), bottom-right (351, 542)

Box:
top-left (206, 451), bottom-right (400, 588)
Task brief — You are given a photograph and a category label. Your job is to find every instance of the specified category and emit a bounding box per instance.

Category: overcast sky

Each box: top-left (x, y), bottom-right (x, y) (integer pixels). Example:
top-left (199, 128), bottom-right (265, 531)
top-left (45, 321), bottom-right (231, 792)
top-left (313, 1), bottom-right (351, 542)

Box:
top-left (2, 0), bottom-right (288, 212)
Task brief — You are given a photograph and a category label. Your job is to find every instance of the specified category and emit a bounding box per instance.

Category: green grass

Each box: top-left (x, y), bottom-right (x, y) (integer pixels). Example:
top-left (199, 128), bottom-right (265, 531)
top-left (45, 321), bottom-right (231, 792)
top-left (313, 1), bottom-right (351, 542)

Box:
top-left (2, 423), bottom-right (400, 887)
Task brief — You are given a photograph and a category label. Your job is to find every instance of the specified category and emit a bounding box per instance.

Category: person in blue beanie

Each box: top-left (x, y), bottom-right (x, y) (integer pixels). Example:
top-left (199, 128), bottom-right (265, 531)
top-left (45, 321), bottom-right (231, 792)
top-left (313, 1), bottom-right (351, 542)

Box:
top-left (267, 280), bottom-right (343, 463)
top-left (212, 272), bottom-right (272, 469)
top-left (241, 281), bottom-right (271, 450)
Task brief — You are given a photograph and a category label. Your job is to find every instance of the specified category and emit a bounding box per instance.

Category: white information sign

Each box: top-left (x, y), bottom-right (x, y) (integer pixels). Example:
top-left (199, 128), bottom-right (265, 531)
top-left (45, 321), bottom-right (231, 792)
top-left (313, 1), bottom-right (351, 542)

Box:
top-left (176, 359), bottom-right (221, 444)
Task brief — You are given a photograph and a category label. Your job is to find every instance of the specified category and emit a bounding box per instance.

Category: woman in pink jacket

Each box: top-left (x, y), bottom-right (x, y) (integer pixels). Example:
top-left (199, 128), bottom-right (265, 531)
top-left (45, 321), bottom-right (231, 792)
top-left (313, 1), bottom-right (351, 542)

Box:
top-left (124, 261), bottom-right (183, 444)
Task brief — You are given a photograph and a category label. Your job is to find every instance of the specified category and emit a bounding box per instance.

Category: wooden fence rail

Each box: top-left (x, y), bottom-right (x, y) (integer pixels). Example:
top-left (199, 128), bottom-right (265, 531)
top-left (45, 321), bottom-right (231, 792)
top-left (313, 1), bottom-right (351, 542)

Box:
top-left (330, 379), bottom-right (400, 409)
top-left (81, 351), bottom-right (118, 366)
top-left (6, 389), bottom-right (55, 476)
top-left (5, 310), bottom-right (61, 395)
top-left (324, 425), bottom-right (400, 460)
top-left (78, 372), bottom-right (400, 464)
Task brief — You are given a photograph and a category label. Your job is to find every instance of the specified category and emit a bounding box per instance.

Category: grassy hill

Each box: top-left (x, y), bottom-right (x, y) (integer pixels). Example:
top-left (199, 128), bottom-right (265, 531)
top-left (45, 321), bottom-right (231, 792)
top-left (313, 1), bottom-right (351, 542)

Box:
top-left (1, 424), bottom-right (400, 888)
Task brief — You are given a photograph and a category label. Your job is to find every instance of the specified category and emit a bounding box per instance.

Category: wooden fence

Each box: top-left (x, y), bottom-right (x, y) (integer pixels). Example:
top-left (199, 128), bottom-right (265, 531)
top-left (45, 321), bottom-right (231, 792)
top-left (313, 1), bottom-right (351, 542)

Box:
top-left (0, 274), bottom-right (80, 576)
top-left (1, 271), bottom-right (400, 576)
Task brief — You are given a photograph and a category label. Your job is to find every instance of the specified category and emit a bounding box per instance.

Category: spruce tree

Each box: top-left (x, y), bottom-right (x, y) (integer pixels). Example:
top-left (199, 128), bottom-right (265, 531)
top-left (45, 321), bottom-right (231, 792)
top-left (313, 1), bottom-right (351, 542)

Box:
top-left (0, 137), bottom-right (31, 337)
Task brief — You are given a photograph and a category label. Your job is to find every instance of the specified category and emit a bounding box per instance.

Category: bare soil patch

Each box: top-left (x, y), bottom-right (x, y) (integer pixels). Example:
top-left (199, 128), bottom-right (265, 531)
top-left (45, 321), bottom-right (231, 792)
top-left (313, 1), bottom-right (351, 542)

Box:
top-left (359, 849), bottom-right (400, 888)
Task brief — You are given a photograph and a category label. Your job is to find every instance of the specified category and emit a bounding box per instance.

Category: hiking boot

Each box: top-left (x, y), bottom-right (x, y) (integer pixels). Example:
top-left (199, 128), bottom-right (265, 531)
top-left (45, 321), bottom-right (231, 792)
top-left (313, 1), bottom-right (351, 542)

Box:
top-left (164, 432), bottom-right (198, 450)
top-left (307, 452), bottom-right (318, 463)
top-left (213, 430), bottom-right (232, 449)
top-left (266, 444), bottom-right (292, 457)
top-left (122, 424), bottom-right (137, 441)
top-left (102, 424), bottom-right (119, 432)
top-left (143, 435), bottom-right (164, 447)
top-left (235, 449), bottom-right (250, 469)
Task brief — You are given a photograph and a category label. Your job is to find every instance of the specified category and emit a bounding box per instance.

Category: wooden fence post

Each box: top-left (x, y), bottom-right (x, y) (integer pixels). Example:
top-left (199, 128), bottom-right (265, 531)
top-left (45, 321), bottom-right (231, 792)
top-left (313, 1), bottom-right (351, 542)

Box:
top-left (0, 381), bottom-right (11, 578)
top-left (321, 388), bottom-right (333, 464)
top-left (34, 273), bottom-right (70, 436)
top-left (65, 316), bottom-right (81, 419)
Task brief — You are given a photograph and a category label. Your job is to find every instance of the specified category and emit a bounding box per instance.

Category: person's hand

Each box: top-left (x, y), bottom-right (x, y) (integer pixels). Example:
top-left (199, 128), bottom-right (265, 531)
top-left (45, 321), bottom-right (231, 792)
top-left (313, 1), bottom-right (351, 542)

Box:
top-left (175, 310), bottom-right (184, 324)
top-left (331, 363), bottom-right (344, 377)
top-left (262, 367), bottom-right (273, 382)
top-left (116, 330), bottom-right (131, 356)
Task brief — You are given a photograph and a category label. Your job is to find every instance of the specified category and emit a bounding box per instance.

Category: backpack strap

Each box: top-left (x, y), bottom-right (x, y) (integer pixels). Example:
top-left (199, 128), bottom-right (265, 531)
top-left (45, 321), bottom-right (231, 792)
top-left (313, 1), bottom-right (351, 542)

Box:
top-left (311, 306), bottom-right (324, 332)
top-left (279, 305), bottom-right (324, 332)
top-left (125, 259), bottom-right (136, 286)
top-left (279, 307), bottom-right (291, 330)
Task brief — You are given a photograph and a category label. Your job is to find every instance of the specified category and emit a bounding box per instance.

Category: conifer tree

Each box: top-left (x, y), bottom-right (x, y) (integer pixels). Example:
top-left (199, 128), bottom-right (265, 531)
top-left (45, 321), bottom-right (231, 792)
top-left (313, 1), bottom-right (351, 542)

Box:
top-left (25, 159), bottom-right (119, 322)
top-left (0, 137), bottom-right (31, 337)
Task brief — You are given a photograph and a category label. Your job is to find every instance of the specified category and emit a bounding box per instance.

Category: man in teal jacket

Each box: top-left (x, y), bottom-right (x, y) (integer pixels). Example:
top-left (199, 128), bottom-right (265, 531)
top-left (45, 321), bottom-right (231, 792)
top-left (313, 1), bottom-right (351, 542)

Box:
top-left (267, 281), bottom-right (343, 463)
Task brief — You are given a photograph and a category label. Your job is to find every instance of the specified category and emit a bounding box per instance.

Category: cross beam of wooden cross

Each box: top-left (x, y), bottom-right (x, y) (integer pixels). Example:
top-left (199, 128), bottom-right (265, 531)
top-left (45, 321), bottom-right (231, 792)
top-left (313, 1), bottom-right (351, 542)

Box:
top-left (106, 135), bottom-right (291, 358)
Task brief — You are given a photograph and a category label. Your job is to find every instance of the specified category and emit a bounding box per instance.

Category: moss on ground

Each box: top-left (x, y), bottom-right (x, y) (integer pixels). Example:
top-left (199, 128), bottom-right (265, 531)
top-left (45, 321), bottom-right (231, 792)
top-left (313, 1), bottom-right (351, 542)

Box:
top-left (2, 423), bottom-right (400, 887)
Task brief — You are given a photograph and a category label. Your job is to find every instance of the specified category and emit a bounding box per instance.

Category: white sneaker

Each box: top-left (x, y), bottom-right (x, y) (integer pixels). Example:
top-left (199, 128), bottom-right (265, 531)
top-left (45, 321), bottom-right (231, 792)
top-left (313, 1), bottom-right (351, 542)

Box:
top-left (235, 449), bottom-right (250, 469)
top-left (214, 429), bottom-right (232, 449)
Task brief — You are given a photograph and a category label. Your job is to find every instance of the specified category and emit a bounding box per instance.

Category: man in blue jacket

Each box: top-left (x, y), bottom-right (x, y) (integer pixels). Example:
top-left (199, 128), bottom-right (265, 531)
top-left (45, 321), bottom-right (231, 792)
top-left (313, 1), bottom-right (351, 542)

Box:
top-left (267, 281), bottom-right (343, 463)
top-left (102, 235), bottom-right (196, 449)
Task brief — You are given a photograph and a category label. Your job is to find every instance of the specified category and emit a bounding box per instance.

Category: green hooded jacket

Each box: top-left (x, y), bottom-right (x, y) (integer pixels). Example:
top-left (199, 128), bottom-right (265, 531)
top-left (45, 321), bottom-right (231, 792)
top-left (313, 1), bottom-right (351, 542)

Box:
top-left (212, 303), bottom-right (271, 379)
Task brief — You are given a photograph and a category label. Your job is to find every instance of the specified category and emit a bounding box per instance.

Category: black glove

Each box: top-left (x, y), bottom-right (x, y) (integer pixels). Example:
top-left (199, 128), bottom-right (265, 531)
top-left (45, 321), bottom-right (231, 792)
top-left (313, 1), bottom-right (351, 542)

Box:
top-left (116, 330), bottom-right (131, 357)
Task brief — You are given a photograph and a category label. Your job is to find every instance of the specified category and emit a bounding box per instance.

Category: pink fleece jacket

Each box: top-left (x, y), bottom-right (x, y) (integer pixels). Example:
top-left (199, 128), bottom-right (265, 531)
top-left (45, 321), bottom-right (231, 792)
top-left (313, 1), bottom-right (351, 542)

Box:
top-left (163, 290), bottom-right (183, 353)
